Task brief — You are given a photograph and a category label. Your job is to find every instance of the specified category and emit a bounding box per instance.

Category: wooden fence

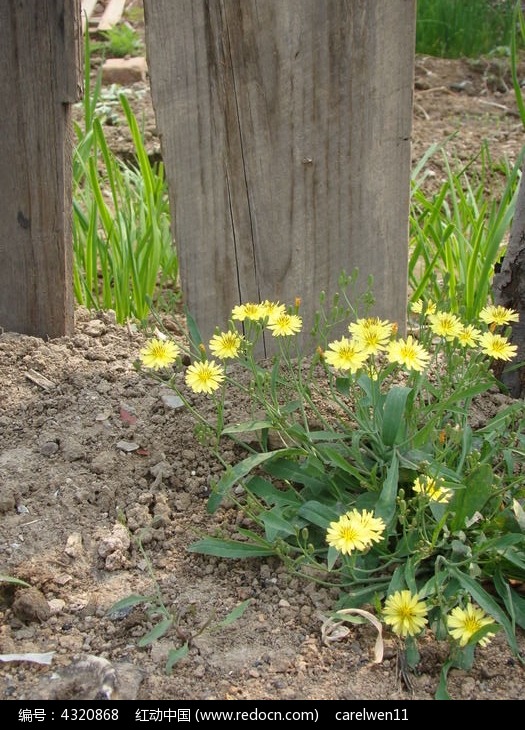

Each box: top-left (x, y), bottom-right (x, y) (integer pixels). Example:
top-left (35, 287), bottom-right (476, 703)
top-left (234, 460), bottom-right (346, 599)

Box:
top-left (1, 0), bottom-right (416, 349)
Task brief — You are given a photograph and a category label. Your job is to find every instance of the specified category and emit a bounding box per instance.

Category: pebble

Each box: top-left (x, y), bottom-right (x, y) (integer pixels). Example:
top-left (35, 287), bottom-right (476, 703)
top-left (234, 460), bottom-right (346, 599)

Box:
top-left (12, 587), bottom-right (51, 623)
top-left (48, 598), bottom-right (66, 615)
top-left (160, 393), bottom-right (184, 410)
top-left (65, 532), bottom-right (83, 558)
top-left (84, 320), bottom-right (106, 337)
top-left (116, 440), bottom-right (140, 453)
top-left (40, 441), bottom-right (59, 457)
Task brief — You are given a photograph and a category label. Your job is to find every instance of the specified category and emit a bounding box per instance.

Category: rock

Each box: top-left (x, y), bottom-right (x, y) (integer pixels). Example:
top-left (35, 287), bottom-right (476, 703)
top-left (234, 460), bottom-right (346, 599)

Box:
top-left (12, 587), bottom-right (51, 624)
top-left (102, 57), bottom-right (148, 85)
top-left (160, 392), bottom-right (184, 410)
top-left (61, 437), bottom-right (85, 462)
top-left (83, 319), bottom-right (106, 337)
top-left (48, 598), bottom-right (66, 615)
top-left (98, 523), bottom-right (131, 559)
top-left (65, 532), bottom-right (83, 558)
top-left (125, 504), bottom-right (151, 532)
top-left (40, 441), bottom-right (59, 457)
top-left (116, 440), bottom-right (140, 453)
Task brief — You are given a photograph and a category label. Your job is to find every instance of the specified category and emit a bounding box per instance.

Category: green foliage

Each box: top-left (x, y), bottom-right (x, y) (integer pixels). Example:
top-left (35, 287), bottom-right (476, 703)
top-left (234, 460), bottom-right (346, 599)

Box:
top-left (511, 1), bottom-right (525, 129)
top-left (0, 575), bottom-right (31, 587)
top-left (72, 31), bottom-right (179, 323)
top-left (416, 0), bottom-right (516, 58)
top-left (137, 277), bottom-right (525, 697)
top-left (409, 142), bottom-right (523, 320)
top-left (100, 23), bottom-right (143, 58)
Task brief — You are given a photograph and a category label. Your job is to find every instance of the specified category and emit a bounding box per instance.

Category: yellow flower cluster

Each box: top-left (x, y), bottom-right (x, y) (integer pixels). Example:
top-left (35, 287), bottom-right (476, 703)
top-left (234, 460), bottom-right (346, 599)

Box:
top-left (324, 317), bottom-right (431, 374)
top-left (381, 591), bottom-right (495, 646)
top-left (412, 475), bottom-right (453, 503)
top-left (138, 301), bottom-right (519, 394)
top-left (326, 509), bottom-right (386, 555)
top-left (412, 302), bottom-right (519, 360)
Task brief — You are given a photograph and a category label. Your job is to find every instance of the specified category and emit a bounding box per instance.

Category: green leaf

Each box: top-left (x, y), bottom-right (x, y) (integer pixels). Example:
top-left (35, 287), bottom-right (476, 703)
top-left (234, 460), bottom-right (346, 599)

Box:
top-left (381, 387), bottom-right (412, 446)
top-left (208, 449), bottom-right (299, 513)
top-left (185, 307), bottom-right (203, 354)
top-left (297, 500), bottom-right (340, 529)
top-left (494, 568), bottom-right (525, 630)
top-left (435, 660), bottom-right (453, 700)
top-left (0, 575), bottom-right (31, 588)
top-left (261, 509), bottom-right (298, 542)
top-left (449, 567), bottom-right (522, 658)
top-left (315, 445), bottom-right (362, 482)
top-left (166, 643), bottom-right (189, 673)
top-left (375, 453), bottom-right (399, 525)
top-left (107, 594), bottom-right (152, 615)
top-left (327, 545), bottom-right (340, 571)
top-left (217, 599), bottom-right (251, 627)
top-left (222, 420), bottom-right (273, 434)
top-left (188, 537), bottom-right (276, 558)
top-left (137, 618), bottom-right (173, 647)
top-left (307, 431), bottom-right (351, 442)
top-left (264, 455), bottom-right (327, 493)
top-left (248, 475), bottom-right (302, 508)
top-left (450, 464), bottom-right (493, 532)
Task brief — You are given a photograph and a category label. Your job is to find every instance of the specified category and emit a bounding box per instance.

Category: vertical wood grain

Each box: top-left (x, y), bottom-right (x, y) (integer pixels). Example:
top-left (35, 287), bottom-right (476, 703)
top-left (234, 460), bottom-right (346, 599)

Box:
top-left (144, 0), bottom-right (416, 352)
top-left (0, 0), bottom-right (81, 338)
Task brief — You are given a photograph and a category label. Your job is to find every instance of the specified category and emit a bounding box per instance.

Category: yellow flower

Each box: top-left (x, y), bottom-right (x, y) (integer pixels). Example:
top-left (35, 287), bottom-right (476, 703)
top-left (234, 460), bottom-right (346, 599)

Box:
top-left (447, 603), bottom-right (496, 647)
top-left (231, 303), bottom-right (266, 321)
top-left (383, 591), bottom-right (428, 638)
top-left (185, 360), bottom-right (225, 394)
top-left (260, 300), bottom-right (286, 320)
top-left (326, 509), bottom-right (385, 555)
top-left (479, 305), bottom-right (519, 327)
top-left (428, 311), bottom-right (463, 341)
top-left (457, 324), bottom-right (482, 348)
top-left (267, 312), bottom-right (302, 337)
top-left (478, 332), bottom-right (517, 361)
top-left (387, 335), bottom-right (430, 372)
top-left (410, 299), bottom-right (436, 315)
top-left (412, 475), bottom-right (452, 503)
top-left (348, 317), bottom-right (394, 354)
top-left (209, 331), bottom-right (242, 360)
top-left (324, 337), bottom-right (368, 373)
top-left (139, 338), bottom-right (179, 370)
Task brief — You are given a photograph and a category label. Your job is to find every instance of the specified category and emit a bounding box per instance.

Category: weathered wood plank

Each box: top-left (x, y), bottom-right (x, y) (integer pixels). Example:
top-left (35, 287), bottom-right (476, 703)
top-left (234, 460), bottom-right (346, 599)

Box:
top-left (81, 0), bottom-right (99, 31)
top-left (0, 0), bottom-right (80, 338)
top-left (144, 0), bottom-right (416, 352)
top-left (98, 0), bottom-right (126, 30)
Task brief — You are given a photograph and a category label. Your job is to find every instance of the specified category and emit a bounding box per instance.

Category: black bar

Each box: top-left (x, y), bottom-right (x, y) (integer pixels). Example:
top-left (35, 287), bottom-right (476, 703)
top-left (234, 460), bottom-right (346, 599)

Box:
top-left (2, 699), bottom-right (517, 725)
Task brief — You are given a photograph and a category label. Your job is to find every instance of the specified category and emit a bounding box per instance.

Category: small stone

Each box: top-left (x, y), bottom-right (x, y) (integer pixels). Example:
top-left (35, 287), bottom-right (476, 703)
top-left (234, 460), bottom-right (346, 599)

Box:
top-left (160, 393), bottom-right (184, 410)
top-left (40, 441), bottom-right (59, 457)
top-left (102, 57), bottom-right (148, 85)
top-left (278, 599), bottom-right (291, 608)
top-left (116, 440), bottom-right (140, 453)
top-left (12, 587), bottom-right (51, 624)
top-left (194, 664), bottom-right (206, 678)
top-left (65, 532), bottom-right (83, 558)
top-left (173, 493), bottom-right (192, 511)
top-left (84, 319), bottom-right (106, 337)
top-left (61, 437), bottom-right (85, 462)
top-left (48, 598), bottom-right (66, 615)
top-left (98, 523), bottom-right (131, 558)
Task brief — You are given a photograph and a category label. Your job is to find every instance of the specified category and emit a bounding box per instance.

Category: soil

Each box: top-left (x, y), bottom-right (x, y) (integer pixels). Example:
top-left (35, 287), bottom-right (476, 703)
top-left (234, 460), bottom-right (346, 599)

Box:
top-left (1, 1), bottom-right (525, 702)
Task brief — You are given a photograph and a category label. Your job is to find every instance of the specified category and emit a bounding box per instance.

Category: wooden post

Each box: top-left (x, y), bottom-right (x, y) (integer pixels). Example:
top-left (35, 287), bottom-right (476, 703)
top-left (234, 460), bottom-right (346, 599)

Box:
top-left (0, 0), bottom-right (82, 338)
top-left (144, 0), bottom-right (416, 352)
